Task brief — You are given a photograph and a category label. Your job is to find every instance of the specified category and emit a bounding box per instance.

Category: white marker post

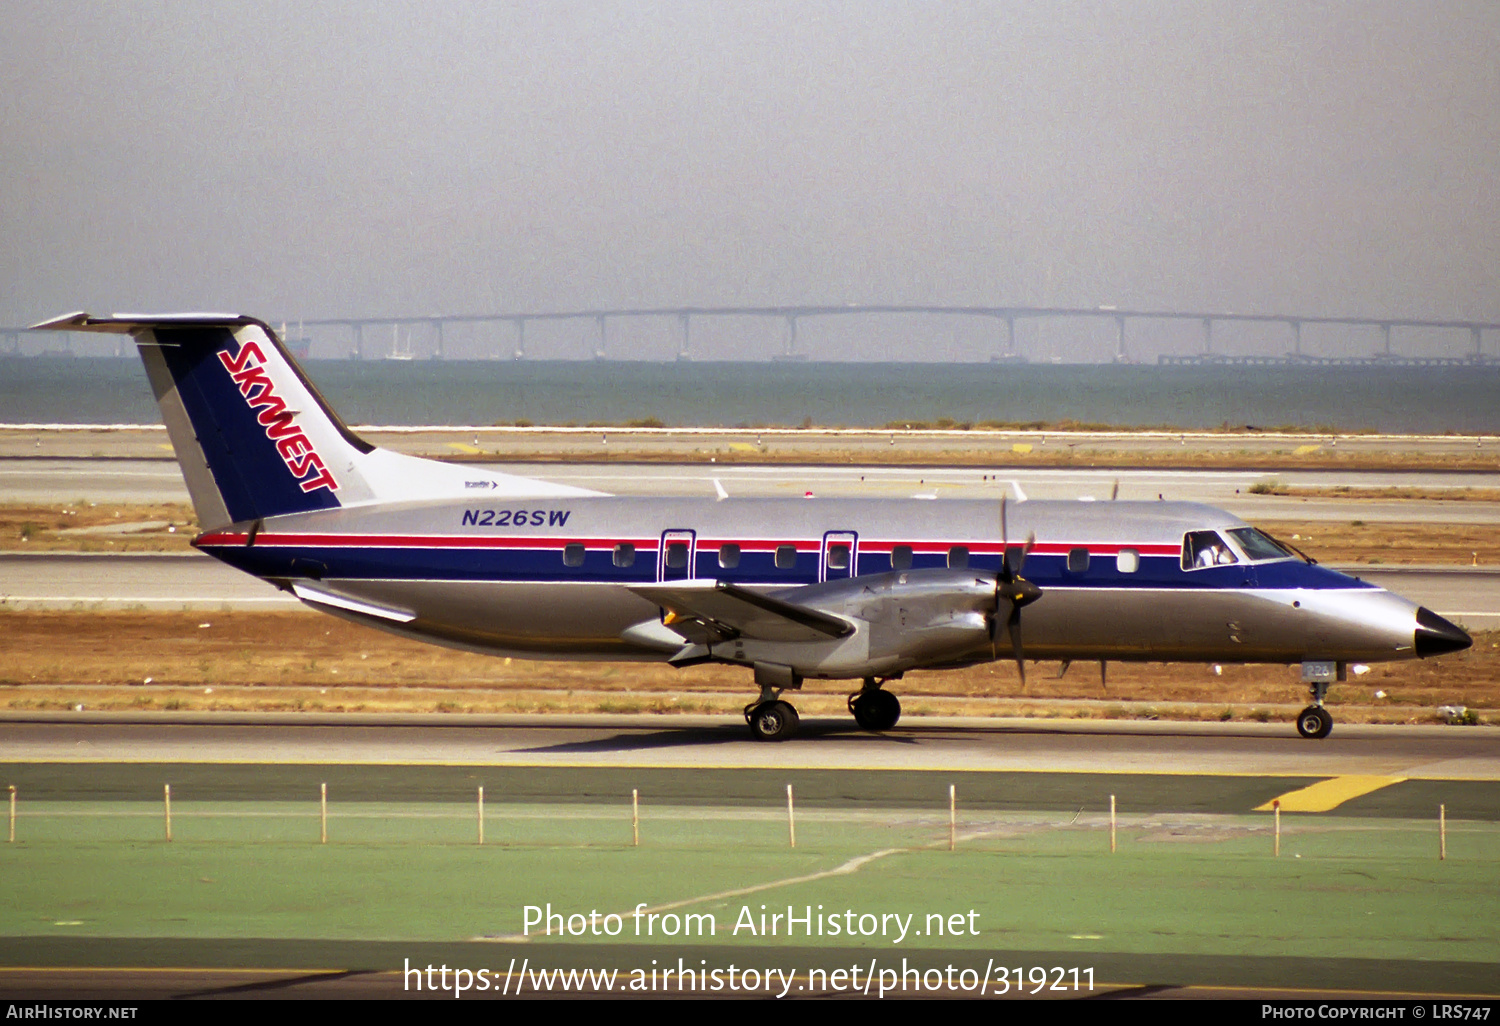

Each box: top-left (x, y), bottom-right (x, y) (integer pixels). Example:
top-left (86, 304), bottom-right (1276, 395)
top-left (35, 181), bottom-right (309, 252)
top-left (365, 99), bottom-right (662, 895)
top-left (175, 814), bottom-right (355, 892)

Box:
top-left (477, 786), bottom-right (484, 846)
top-left (1440, 804), bottom-right (1447, 861)
top-left (1109, 795), bottom-right (1116, 854)
top-left (948, 784), bottom-right (956, 852)
top-left (787, 784), bottom-right (796, 849)
top-left (164, 784), bottom-right (172, 843)
top-left (1274, 799), bottom-right (1281, 857)
top-left (632, 789), bottom-right (639, 848)
top-left (320, 782), bottom-right (328, 844)
top-left (8, 785), bottom-right (14, 844)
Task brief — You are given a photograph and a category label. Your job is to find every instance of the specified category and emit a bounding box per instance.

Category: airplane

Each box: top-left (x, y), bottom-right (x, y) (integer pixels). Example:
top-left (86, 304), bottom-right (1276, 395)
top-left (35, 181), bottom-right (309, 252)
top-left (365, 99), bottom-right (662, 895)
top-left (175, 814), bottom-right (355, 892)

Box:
top-left (34, 312), bottom-right (1473, 741)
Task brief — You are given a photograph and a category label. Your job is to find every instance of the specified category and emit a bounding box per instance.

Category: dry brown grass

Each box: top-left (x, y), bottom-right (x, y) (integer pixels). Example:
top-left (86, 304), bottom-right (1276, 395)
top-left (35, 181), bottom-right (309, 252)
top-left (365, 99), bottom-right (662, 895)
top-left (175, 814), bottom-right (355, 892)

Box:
top-left (1253, 521), bottom-right (1500, 566)
top-left (2, 610), bottom-right (1494, 724)
top-left (1250, 484), bottom-right (1500, 502)
top-left (0, 502), bottom-right (197, 552)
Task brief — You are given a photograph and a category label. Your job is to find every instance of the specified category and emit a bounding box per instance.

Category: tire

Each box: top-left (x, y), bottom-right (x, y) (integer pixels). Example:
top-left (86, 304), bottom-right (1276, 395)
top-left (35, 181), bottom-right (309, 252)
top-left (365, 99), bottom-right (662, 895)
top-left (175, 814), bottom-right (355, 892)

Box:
top-left (1296, 705), bottom-right (1333, 739)
top-left (750, 700), bottom-right (798, 742)
top-left (852, 690), bottom-right (901, 731)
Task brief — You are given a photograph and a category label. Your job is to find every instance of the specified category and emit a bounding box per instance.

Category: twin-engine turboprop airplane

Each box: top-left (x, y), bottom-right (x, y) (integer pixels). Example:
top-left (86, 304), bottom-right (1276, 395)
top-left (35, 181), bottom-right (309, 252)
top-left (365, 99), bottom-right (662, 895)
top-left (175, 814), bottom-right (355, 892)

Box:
top-left (35, 312), bottom-right (1473, 741)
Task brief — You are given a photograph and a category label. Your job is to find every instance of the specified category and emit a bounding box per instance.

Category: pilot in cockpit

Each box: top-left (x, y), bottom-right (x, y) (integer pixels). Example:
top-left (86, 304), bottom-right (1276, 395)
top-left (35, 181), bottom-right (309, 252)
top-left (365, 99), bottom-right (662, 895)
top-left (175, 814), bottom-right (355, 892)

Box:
top-left (1188, 531), bottom-right (1238, 568)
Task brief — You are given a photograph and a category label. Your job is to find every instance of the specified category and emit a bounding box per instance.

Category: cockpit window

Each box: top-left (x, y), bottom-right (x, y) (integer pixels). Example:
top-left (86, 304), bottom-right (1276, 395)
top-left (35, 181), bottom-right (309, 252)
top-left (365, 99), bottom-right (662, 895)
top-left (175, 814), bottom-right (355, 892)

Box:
top-left (1228, 527), bottom-right (1294, 562)
top-left (1183, 530), bottom-right (1238, 570)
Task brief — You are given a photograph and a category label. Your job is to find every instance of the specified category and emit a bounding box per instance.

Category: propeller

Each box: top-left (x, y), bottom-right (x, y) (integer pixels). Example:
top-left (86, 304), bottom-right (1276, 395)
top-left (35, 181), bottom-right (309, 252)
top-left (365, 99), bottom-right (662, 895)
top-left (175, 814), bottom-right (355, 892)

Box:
top-left (992, 494), bottom-right (1042, 682)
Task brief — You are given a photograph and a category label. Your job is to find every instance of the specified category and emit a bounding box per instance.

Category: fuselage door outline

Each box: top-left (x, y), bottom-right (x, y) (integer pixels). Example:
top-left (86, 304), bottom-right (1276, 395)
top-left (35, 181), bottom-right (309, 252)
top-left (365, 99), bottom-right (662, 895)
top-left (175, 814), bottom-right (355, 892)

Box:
top-left (658, 529), bottom-right (697, 582)
top-left (821, 530), bottom-right (858, 583)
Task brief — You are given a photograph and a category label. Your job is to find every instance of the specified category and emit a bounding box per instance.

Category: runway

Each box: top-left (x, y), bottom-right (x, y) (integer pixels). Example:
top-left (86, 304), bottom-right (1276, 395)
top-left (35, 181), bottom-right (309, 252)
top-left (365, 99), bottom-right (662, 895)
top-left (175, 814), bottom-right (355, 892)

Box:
top-left (4, 713), bottom-right (1497, 784)
top-left (3, 716), bottom-right (1496, 1002)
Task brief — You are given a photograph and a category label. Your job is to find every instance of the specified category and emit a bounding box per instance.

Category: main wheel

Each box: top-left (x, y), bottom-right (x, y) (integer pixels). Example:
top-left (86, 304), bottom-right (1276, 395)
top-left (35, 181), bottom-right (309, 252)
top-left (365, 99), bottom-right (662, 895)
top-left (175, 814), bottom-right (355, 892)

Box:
top-left (851, 690), bottom-right (901, 731)
top-left (1295, 705), bottom-right (1333, 739)
top-left (749, 700), bottom-right (799, 742)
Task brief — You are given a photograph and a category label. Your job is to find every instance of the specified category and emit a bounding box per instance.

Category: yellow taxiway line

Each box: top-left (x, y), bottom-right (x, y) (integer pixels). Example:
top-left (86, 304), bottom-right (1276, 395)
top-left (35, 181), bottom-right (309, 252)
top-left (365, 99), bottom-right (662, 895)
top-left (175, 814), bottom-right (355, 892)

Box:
top-left (1255, 774), bottom-right (1404, 812)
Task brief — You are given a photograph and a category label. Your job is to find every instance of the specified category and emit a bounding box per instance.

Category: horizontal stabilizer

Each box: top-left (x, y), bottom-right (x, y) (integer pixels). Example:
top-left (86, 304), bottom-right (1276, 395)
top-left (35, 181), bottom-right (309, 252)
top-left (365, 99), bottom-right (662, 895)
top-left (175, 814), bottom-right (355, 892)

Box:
top-left (628, 579), bottom-right (853, 643)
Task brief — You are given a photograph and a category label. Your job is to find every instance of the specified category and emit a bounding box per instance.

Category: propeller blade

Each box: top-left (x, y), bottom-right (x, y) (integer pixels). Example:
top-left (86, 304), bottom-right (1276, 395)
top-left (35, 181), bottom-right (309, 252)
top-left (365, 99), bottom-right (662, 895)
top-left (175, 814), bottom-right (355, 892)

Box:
top-left (998, 495), bottom-right (1011, 580)
top-left (1008, 602), bottom-right (1026, 683)
top-left (992, 492), bottom-right (1008, 661)
top-left (1016, 531), bottom-right (1035, 577)
top-left (992, 498), bottom-right (1041, 673)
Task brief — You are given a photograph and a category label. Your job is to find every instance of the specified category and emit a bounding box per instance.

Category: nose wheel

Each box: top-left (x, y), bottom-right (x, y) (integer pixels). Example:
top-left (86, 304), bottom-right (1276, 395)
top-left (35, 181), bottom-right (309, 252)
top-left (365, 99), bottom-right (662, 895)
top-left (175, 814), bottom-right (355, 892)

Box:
top-left (1296, 705), bottom-right (1333, 739)
top-left (1296, 680), bottom-right (1334, 739)
top-left (849, 678), bottom-right (901, 731)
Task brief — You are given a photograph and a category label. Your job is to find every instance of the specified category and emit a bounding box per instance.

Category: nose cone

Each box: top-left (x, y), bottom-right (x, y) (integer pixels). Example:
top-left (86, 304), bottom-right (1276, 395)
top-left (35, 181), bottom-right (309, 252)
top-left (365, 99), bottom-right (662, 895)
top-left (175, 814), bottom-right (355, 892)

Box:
top-left (1415, 607), bottom-right (1472, 658)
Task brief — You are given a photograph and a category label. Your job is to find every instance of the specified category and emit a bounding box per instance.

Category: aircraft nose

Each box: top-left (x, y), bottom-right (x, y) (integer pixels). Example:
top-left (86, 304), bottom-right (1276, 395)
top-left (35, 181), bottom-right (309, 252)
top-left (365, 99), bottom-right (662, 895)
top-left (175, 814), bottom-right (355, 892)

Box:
top-left (1415, 607), bottom-right (1472, 658)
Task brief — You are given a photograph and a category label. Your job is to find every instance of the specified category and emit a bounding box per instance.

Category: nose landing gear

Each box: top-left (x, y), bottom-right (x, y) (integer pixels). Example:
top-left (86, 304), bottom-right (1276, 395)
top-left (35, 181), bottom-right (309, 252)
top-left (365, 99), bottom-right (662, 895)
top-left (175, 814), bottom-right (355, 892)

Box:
top-left (849, 678), bottom-right (901, 731)
top-left (1296, 680), bottom-right (1334, 739)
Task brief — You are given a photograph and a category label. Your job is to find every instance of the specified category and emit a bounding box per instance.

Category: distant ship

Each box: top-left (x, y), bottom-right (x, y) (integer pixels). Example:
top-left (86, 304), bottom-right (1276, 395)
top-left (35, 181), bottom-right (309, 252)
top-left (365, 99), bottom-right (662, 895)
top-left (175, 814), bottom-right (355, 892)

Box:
top-left (279, 322), bottom-right (313, 361)
top-left (386, 324), bottom-right (415, 361)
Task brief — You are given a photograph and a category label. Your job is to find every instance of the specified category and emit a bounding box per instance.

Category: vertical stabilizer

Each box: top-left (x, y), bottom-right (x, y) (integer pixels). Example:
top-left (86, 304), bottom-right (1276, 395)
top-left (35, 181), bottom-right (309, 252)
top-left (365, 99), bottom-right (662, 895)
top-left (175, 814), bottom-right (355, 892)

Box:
top-left (30, 311), bottom-right (600, 530)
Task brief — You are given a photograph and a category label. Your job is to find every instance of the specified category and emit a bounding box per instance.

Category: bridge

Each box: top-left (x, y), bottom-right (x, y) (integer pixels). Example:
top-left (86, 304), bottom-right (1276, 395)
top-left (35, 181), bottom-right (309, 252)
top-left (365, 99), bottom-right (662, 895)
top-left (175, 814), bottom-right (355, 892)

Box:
top-left (7, 305), bottom-right (1500, 364)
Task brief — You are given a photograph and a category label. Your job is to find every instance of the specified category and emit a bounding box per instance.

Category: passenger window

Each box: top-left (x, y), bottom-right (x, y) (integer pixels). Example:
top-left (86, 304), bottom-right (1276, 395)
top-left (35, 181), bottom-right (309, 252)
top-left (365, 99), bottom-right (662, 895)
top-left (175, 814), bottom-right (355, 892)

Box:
top-left (665, 541), bottom-right (689, 569)
top-left (1067, 548), bottom-right (1090, 573)
top-left (775, 545), bottom-right (798, 570)
top-left (827, 543), bottom-right (850, 570)
top-left (563, 543), bottom-right (586, 568)
top-left (1116, 548), bottom-right (1140, 574)
top-left (613, 543), bottom-right (635, 568)
top-left (947, 546), bottom-right (969, 569)
top-left (890, 545), bottom-right (913, 571)
top-left (718, 544), bottom-right (740, 569)
top-left (1183, 530), bottom-right (1238, 570)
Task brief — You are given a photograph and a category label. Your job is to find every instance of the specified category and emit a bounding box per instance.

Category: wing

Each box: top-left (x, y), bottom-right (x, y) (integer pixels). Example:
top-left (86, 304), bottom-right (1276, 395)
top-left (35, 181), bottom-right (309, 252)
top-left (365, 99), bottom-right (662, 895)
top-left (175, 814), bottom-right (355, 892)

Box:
top-left (627, 579), bottom-right (855, 645)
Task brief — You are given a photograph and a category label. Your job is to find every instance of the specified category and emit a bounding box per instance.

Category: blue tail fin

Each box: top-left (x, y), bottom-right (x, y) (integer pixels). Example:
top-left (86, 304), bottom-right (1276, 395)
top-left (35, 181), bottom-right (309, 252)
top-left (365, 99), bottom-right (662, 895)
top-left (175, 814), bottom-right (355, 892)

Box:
top-left (32, 313), bottom-right (364, 527)
top-left (33, 311), bottom-right (604, 530)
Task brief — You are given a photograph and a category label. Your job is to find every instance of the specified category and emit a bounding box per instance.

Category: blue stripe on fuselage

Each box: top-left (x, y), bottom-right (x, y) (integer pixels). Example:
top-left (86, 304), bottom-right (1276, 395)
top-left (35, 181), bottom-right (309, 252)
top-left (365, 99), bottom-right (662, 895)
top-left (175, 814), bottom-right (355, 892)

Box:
top-left (203, 542), bottom-right (1374, 591)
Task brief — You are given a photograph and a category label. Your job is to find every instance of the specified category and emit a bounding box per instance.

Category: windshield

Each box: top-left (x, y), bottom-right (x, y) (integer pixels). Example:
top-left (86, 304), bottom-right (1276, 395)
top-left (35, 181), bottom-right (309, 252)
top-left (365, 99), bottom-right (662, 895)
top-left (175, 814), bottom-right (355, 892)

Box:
top-left (1183, 530), bottom-right (1238, 569)
top-left (1228, 527), bottom-right (1295, 562)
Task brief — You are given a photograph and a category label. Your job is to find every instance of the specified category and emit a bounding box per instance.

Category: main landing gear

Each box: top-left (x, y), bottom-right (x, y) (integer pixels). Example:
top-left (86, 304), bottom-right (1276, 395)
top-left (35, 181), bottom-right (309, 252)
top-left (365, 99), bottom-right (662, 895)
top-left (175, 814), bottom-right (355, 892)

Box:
top-left (745, 687), bottom-right (799, 742)
top-left (849, 678), bottom-right (901, 732)
top-left (1296, 680), bottom-right (1334, 739)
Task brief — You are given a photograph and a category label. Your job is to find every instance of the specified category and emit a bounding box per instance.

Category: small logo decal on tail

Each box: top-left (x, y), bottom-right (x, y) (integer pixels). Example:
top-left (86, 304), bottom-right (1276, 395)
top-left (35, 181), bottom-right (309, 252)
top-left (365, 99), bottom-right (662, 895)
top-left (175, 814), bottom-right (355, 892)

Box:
top-left (217, 339), bottom-right (339, 495)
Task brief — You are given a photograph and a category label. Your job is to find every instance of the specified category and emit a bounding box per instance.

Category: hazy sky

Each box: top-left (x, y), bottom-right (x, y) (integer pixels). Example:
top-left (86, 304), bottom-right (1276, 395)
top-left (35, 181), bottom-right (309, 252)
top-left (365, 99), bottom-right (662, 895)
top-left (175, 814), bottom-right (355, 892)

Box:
top-left (3, 1), bottom-right (1498, 360)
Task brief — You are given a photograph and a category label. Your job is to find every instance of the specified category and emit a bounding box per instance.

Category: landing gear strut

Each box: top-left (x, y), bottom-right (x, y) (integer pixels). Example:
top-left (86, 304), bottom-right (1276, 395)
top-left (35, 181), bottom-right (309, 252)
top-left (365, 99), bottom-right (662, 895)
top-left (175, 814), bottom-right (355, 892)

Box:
top-left (849, 678), bottom-right (901, 731)
top-left (745, 685), bottom-right (799, 742)
top-left (1296, 681), bottom-right (1333, 739)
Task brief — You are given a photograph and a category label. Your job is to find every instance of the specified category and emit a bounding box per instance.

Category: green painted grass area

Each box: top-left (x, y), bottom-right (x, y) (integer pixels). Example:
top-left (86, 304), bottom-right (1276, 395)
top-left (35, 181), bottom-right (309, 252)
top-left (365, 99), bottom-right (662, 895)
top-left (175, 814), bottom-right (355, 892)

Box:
top-left (2, 803), bottom-right (1497, 965)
